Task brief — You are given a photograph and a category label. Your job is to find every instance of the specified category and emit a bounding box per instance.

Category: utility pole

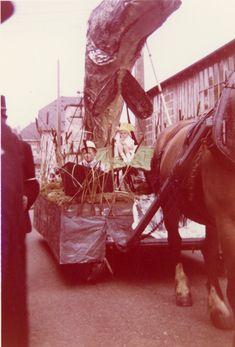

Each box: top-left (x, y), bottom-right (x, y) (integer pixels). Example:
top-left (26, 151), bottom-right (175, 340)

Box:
top-left (56, 59), bottom-right (63, 167)
top-left (57, 59), bottom-right (61, 150)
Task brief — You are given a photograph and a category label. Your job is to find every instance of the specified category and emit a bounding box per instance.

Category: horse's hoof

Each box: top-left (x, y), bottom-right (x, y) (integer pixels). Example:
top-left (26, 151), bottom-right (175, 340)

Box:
top-left (176, 293), bottom-right (193, 307)
top-left (210, 311), bottom-right (234, 330)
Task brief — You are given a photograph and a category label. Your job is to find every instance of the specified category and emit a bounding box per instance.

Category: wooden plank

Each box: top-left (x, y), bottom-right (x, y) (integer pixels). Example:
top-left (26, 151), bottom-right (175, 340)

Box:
top-left (199, 70), bottom-right (205, 115)
top-left (175, 82), bottom-right (179, 120)
top-left (194, 72), bottom-right (200, 117)
top-left (203, 67), bottom-right (209, 111)
top-left (185, 80), bottom-right (189, 118)
top-left (208, 65), bottom-right (215, 108)
top-left (180, 82), bottom-right (184, 119)
top-left (177, 81), bottom-right (181, 120)
top-left (213, 62), bottom-right (220, 102)
top-left (228, 55), bottom-right (235, 72)
top-left (172, 83), bottom-right (178, 123)
top-left (223, 57), bottom-right (230, 80)
top-left (218, 59), bottom-right (225, 83)
top-left (182, 81), bottom-right (186, 118)
top-left (185, 79), bottom-right (189, 118)
top-left (186, 78), bottom-right (190, 118)
top-left (189, 76), bottom-right (194, 118)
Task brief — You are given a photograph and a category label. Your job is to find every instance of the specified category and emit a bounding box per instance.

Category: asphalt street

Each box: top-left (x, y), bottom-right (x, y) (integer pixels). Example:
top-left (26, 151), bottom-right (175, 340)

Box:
top-left (27, 228), bottom-right (234, 347)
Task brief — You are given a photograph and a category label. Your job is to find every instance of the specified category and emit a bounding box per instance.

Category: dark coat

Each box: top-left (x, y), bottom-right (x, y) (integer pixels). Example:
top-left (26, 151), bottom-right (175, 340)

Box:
top-left (21, 141), bottom-right (40, 233)
top-left (1, 121), bottom-right (28, 347)
top-left (61, 161), bottom-right (113, 198)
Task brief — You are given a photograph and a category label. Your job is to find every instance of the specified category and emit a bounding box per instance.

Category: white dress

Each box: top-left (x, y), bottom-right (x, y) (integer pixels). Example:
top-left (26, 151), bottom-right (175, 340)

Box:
top-left (114, 133), bottom-right (136, 163)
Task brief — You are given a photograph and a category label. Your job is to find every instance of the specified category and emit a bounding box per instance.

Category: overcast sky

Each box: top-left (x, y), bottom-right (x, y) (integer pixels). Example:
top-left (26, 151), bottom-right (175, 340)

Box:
top-left (1, 0), bottom-right (235, 129)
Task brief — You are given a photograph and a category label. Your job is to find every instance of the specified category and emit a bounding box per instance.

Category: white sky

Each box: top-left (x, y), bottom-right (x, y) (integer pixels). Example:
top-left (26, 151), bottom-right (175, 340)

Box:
top-left (1, 0), bottom-right (235, 129)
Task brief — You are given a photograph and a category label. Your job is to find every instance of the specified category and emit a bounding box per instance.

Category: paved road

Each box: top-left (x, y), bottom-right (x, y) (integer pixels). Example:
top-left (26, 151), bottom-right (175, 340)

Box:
top-left (27, 229), bottom-right (234, 347)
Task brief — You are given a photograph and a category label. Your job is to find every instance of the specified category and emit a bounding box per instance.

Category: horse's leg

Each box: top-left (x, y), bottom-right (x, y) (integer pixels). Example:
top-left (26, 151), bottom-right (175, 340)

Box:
top-left (202, 225), bottom-right (233, 329)
top-left (164, 208), bottom-right (192, 307)
top-left (227, 257), bottom-right (235, 323)
top-left (219, 220), bottom-right (235, 329)
top-left (227, 261), bottom-right (235, 331)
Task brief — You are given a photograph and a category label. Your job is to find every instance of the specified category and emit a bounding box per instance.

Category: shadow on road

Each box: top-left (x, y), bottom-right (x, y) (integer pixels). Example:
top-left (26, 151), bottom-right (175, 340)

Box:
top-left (108, 246), bottom-right (205, 281)
top-left (37, 238), bottom-right (206, 287)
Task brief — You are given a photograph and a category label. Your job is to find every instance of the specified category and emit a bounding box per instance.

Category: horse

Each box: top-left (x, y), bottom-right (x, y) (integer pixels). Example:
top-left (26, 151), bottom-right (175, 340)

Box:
top-left (146, 72), bottom-right (235, 330)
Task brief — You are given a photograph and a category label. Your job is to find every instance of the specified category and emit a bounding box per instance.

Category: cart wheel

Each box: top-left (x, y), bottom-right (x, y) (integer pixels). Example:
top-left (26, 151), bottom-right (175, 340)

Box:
top-left (86, 261), bottom-right (107, 283)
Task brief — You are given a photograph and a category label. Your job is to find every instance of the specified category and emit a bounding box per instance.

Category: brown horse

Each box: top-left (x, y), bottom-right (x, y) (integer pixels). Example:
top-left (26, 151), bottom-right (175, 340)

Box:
top-left (147, 72), bottom-right (235, 330)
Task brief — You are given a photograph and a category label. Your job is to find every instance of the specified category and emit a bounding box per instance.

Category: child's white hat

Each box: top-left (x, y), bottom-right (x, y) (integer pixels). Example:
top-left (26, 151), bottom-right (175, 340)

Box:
top-left (81, 140), bottom-right (97, 151)
top-left (117, 123), bottom-right (135, 134)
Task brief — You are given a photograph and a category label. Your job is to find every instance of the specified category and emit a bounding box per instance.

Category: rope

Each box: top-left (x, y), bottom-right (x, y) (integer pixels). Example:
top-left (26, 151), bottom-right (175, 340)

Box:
top-left (126, 104), bottom-right (131, 124)
top-left (146, 42), bottom-right (172, 126)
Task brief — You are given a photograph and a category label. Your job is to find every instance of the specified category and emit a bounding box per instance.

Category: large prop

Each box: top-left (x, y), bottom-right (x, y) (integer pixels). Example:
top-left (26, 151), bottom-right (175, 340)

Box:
top-left (84, 0), bottom-right (181, 147)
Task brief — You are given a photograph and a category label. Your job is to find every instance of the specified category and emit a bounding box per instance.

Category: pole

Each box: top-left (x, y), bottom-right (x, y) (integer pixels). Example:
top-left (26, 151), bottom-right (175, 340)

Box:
top-left (55, 59), bottom-right (64, 167)
top-left (146, 42), bottom-right (172, 126)
top-left (57, 59), bottom-right (61, 151)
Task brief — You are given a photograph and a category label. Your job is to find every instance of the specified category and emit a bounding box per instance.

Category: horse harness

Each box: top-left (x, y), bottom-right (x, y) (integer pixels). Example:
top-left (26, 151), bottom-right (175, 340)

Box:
top-left (212, 71), bottom-right (235, 164)
top-left (185, 72), bottom-right (235, 167)
top-left (160, 71), bottom-right (235, 192)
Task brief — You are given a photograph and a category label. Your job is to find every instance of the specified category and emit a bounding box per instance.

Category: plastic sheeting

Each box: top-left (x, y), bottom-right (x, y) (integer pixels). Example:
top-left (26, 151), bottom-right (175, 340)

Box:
top-left (132, 194), bottom-right (205, 240)
top-left (34, 195), bottom-right (135, 264)
top-left (33, 196), bottom-right (106, 264)
top-left (132, 194), bottom-right (164, 235)
top-left (61, 215), bottom-right (106, 264)
top-left (34, 193), bottom-right (206, 265)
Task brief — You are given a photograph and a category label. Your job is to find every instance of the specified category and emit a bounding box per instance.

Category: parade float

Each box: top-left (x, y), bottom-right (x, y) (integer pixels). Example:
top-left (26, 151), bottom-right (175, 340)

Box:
top-left (33, 0), bottom-right (205, 270)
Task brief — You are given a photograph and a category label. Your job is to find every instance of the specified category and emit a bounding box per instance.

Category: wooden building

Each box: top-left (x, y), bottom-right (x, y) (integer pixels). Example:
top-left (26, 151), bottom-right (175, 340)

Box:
top-left (143, 39), bottom-right (235, 146)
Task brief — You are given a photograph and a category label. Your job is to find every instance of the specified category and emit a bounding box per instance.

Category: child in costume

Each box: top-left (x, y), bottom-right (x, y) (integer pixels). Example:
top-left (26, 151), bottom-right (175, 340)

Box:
top-left (115, 123), bottom-right (136, 164)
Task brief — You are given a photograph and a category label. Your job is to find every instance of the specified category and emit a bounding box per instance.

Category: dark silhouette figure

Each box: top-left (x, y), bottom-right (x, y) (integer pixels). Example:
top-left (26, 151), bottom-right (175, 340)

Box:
top-left (1, 120), bottom-right (28, 347)
top-left (1, 93), bottom-right (40, 346)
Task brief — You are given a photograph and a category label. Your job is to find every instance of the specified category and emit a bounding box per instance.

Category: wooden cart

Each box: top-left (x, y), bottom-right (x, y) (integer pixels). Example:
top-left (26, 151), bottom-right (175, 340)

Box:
top-left (33, 194), bottom-right (205, 266)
